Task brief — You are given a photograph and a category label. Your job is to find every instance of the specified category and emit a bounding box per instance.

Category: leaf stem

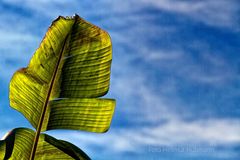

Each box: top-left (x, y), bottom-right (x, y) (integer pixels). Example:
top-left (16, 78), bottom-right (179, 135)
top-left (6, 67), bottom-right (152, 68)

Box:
top-left (29, 33), bottom-right (70, 160)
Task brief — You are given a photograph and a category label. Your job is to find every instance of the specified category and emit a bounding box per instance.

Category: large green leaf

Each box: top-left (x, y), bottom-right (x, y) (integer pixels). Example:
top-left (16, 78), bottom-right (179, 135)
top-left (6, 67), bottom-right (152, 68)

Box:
top-left (0, 128), bottom-right (90, 160)
top-left (9, 15), bottom-right (115, 133)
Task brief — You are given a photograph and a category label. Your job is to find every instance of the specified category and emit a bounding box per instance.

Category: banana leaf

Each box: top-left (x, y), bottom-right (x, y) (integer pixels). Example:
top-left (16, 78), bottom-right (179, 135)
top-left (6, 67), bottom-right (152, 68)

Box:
top-left (9, 15), bottom-right (115, 133)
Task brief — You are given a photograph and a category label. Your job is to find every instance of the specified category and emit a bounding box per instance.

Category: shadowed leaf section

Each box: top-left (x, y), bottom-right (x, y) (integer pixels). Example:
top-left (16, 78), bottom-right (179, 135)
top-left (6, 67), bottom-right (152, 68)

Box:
top-left (0, 128), bottom-right (90, 160)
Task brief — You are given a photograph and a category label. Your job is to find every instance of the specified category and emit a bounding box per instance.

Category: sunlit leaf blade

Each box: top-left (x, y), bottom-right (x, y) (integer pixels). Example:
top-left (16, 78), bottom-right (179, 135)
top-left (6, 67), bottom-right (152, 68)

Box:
top-left (47, 98), bottom-right (115, 132)
top-left (10, 69), bottom-right (49, 128)
top-left (0, 128), bottom-right (90, 160)
top-left (9, 15), bottom-right (115, 132)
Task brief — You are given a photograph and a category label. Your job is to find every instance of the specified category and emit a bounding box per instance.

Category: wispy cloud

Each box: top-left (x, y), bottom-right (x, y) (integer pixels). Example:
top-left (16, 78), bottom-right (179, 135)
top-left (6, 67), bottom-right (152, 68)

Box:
top-left (111, 57), bottom-right (184, 124)
top-left (139, 0), bottom-right (240, 30)
top-left (0, 27), bottom-right (38, 82)
top-left (2, 0), bottom-right (80, 18)
top-left (2, 0), bottom-right (240, 30)
top-left (176, 52), bottom-right (235, 85)
top-left (49, 118), bottom-right (240, 158)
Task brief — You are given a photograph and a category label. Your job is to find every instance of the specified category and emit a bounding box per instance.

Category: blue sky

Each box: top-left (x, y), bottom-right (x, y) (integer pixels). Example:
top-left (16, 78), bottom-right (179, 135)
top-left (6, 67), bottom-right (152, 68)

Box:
top-left (0, 0), bottom-right (240, 159)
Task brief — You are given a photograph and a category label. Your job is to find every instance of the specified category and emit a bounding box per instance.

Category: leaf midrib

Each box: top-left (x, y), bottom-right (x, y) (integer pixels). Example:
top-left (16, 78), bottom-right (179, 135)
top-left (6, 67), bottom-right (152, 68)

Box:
top-left (29, 19), bottom-right (75, 160)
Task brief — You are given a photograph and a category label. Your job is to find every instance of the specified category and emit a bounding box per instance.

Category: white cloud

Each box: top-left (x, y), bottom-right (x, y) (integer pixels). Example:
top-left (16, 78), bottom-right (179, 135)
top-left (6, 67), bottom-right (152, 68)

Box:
top-left (0, 29), bottom-right (38, 81)
top-left (139, 0), bottom-right (240, 30)
top-left (49, 118), bottom-right (240, 156)
top-left (179, 52), bottom-right (235, 85)
top-left (0, 30), bottom-right (37, 50)
top-left (144, 50), bottom-right (183, 61)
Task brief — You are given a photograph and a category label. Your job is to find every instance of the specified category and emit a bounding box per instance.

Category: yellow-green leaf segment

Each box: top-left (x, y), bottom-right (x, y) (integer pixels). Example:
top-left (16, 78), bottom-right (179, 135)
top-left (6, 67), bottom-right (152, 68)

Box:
top-left (9, 15), bottom-right (115, 159)
top-left (0, 128), bottom-right (91, 159)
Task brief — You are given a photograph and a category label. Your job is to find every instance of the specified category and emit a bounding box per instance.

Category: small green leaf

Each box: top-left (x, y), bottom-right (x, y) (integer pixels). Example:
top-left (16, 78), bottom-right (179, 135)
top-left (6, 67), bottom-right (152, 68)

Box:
top-left (0, 128), bottom-right (90, 160)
